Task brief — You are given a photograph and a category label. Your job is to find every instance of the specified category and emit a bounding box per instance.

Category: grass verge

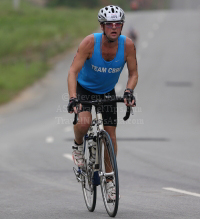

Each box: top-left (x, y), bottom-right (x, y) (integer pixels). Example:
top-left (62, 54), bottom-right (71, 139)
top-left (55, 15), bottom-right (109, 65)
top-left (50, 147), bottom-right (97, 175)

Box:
top-left (0, 0), bottom-right (98, 104)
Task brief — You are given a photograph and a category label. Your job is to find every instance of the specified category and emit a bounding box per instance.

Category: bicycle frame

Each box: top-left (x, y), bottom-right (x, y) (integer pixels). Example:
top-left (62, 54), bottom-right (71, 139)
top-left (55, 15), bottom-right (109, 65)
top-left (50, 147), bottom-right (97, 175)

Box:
top-left (73, 96), bottom-right (132, 181)
top-left (72, 96), bottom-right (134, 216)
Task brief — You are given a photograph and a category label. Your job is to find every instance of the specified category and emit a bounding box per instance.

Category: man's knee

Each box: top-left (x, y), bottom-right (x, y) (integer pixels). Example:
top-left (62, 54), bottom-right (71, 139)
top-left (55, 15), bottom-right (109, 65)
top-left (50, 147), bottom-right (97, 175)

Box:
top-left (77, 115), bottom-right (91, 131)
top-left (110, 134), bottom-right (117, 145)
top-left (77, 121), bottom-right (90, 131)
top-left (104, 127), bottom-right (117, 144)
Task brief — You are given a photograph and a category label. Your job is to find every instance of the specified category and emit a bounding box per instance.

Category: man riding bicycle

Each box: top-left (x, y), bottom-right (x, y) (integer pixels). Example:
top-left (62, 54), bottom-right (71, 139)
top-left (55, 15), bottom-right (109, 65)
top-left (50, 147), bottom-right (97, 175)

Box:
top-left (67, 5), bottom-right (138, 201)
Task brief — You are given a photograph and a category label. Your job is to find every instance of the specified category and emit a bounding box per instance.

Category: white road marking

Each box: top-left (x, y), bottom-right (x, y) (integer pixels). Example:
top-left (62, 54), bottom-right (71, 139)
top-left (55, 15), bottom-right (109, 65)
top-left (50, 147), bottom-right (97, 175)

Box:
top-left (64, 126), bottom-right (73, 132)
top-left (148, 31), bottom-right (154, 39)
top-left (115, 84), bottom-right (123, 93)
top-left (153, 23), bottom-right (159, 30)
top-left (163, 187), bottom-right (200, 198)
top-left (142, 41), bottom-right (148, 49)
top-left (63, 153), bottom-right (73, 161)
top-left (46, 136), bottom-right (54, 143)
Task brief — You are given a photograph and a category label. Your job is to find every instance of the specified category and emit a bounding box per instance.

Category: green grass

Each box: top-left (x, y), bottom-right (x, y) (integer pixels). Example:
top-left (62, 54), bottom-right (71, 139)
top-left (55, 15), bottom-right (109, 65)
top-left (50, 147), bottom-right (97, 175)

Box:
top-left (0, 0), bottom-right (98, 104)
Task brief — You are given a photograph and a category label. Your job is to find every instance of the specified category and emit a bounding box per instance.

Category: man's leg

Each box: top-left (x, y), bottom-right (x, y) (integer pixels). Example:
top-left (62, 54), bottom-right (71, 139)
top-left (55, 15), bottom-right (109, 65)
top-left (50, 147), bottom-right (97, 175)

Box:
top-left (72, 111), bottom-right (92, 167)
top-left (104, 126), bottom-right (117, 155)
top-left (104, 126), bottom-right (117, 175)
top-left (104, 126), bottom-right (118, 201)
top-left (74, 111), bottom-right (92, 144)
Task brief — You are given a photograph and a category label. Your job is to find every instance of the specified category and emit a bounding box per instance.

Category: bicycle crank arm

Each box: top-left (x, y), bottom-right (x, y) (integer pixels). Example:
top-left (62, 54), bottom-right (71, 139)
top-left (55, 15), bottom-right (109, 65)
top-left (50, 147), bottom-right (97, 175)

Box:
top-left (73, 167), bottom-right (84, 182)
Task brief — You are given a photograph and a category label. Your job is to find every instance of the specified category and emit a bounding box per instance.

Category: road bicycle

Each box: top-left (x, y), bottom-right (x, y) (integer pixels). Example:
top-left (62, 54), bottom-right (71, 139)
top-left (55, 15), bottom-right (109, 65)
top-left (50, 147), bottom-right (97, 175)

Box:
top-left (72, 96), bottom-right (133, 217)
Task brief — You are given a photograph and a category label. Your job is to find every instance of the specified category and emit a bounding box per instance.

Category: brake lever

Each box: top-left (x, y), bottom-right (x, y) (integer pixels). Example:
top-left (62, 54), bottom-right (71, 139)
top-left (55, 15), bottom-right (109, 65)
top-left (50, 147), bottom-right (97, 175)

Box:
top-left (73, 104), bottom-right (80, 125)
top-left (73, 113), bottom-right (78, 125)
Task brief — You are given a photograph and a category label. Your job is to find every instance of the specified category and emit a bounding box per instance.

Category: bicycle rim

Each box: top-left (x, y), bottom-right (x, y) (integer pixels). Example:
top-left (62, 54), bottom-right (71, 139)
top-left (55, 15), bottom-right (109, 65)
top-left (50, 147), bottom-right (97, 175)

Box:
top-left (82, 140), bottom-right (97, 212)
top-left (99, 131), bottom-right (119, 217)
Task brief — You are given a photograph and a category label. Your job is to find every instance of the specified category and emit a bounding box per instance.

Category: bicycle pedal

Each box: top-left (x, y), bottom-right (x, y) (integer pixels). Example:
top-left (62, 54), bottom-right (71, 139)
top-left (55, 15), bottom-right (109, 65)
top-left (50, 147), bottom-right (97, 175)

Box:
top-left (73, 167), bottom-right (83, 182)
top-left (107, 199), bottom-right (114, 203)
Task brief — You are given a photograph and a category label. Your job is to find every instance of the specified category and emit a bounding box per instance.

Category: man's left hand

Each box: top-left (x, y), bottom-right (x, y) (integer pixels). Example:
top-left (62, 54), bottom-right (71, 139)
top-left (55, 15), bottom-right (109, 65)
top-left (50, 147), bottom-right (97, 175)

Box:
top-left (123, 90), bottom-right (136, 107)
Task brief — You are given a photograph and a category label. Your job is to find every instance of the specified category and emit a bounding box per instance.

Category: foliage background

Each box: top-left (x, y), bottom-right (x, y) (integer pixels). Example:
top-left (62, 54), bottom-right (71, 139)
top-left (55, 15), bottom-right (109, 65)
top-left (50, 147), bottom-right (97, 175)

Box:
top-left (0, 0), bottom-right (170, 105)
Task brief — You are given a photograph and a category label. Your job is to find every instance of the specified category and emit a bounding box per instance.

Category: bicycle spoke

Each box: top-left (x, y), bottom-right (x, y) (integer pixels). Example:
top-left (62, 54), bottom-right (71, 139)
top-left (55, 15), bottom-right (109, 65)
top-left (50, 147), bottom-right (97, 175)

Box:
top-left (81, 139), bottom-right (96, 212)
top-left (99, 131), bottom-right (119, 217)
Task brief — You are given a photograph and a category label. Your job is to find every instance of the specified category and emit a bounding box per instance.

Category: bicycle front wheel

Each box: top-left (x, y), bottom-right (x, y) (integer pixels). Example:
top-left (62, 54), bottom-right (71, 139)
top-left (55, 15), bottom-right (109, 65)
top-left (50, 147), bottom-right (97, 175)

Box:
top-left (82, 139), bottom-right (97, 212)
top-left (99, 131), bottom-right (119, 217)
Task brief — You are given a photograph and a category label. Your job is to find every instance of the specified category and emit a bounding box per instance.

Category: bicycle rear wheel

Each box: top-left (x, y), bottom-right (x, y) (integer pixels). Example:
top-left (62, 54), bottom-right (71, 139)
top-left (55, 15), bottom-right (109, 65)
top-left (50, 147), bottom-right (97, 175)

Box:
top-left (82, 138), bottom-right (97, 212)
top-left (99, 131), bottom-right (119, 217)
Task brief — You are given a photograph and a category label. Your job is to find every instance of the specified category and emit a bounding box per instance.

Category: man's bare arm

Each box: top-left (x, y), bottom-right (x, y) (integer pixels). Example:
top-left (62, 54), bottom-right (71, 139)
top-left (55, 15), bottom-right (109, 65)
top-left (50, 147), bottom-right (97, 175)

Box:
top-left (67, 35), bottom-right (94, 98)
top-left (124, 37), bottom-right (138, 106)
top-left (126, 37), bottom-right (138, 90)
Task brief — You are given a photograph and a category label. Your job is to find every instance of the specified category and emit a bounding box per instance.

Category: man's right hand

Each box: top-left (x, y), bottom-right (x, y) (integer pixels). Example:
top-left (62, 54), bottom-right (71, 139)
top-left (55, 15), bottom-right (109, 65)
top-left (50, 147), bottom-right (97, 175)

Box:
top-left (67, 97), bottom-right (78, 114)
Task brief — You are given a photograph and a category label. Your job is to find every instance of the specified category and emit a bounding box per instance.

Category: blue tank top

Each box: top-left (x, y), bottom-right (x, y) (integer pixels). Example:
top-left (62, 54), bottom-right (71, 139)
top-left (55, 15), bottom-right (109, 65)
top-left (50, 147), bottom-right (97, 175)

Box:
top-left (77, 33), bottom-right (126, 94)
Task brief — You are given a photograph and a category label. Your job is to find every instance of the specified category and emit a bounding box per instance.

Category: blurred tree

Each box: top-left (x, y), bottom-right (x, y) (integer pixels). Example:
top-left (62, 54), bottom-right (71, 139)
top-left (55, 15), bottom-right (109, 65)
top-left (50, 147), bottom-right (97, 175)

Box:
top-left (13, 0), bottom-right (20, 10)
top-left (46, 0), bottom-right (169, 10)
top-left (47, 0), bottom-right (100, 8)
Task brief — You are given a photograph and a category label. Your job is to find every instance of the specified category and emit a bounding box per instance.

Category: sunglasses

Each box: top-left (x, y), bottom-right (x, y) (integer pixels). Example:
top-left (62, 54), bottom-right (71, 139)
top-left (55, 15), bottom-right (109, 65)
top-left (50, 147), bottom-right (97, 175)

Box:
top-left (104, 22), bottom-right (123, 29)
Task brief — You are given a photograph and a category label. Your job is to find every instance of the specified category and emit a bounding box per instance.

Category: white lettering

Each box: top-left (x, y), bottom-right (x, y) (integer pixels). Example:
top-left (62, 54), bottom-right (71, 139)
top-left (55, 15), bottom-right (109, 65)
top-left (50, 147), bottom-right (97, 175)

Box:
top-left (108, 68), bottom-right (112, 73)
top-left (102, 67), bottom-right (107, 73)
top-left (98, 67), bottom-right (102, 72)
top-left (92, 65), bottom-right (121, 74)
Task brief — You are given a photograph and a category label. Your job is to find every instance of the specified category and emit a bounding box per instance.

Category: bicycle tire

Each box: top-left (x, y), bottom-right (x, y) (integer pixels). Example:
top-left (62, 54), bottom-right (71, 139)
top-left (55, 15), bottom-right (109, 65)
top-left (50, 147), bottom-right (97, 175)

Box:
top-left (81, 138), bottom-right (97, 212)
top-left (98, 131), bottom-right (119, 217)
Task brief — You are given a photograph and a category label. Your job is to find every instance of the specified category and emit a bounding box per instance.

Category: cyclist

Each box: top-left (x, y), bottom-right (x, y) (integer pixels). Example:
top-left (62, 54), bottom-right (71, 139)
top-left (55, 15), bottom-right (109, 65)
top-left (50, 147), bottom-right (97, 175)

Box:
top-left (128, 26), bottom-right (138, 47)
top-left (67, 5), bottom-right (138, 201)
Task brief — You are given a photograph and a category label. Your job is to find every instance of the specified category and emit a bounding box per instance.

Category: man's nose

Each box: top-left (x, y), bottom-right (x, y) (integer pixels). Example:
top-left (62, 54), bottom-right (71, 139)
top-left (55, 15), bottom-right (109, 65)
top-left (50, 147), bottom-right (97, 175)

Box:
top-left (112, 23), bottom-right (117, 28)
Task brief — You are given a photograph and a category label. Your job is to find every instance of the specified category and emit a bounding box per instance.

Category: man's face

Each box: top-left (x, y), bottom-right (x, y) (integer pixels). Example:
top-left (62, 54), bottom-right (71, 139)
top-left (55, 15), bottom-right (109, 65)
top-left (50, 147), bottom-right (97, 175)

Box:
top-left (101, 22), bottom-right (123, 41)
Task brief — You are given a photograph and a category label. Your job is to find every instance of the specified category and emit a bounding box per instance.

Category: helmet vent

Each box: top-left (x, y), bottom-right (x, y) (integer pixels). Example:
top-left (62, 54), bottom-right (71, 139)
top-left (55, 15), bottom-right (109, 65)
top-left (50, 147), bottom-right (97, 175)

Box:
top-left (101, 10), bottom-right (103, 13)
top-left (111, 8), bottom-right (114, 13)
top-left (105, 7), bottom-right (108, 10)
top-left (104, 13), bottom-right (106, 17)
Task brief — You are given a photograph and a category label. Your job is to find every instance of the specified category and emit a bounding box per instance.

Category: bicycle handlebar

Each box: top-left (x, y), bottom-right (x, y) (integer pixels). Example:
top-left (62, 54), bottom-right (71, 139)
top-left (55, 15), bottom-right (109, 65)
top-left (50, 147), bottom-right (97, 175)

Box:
top-left (72, 96), bottom-right (135, 125)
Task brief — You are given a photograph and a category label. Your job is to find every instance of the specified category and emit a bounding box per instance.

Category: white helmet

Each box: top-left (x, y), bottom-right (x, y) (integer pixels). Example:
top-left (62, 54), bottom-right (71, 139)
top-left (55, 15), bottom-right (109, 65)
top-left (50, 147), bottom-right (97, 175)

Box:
top-left (98, 5), bottom-right (125, 23)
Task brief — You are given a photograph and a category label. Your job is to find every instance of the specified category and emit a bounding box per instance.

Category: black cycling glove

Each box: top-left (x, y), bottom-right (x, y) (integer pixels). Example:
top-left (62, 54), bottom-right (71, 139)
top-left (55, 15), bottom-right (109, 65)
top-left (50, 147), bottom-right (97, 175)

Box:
top-left (123, 89), bottom-right (136, 106)
top-left (67, 97), bottom-right (78, 113)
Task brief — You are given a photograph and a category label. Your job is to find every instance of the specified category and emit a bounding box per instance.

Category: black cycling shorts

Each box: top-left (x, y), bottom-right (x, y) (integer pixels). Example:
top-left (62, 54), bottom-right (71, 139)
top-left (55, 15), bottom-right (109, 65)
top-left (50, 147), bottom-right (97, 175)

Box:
top-left (77, 82), bottom-right (117, 127)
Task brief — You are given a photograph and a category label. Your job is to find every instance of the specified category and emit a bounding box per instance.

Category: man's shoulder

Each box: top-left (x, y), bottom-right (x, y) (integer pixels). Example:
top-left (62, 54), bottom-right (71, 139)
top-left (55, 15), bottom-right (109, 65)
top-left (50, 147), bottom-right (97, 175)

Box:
top-left (125, 37), bottom-right (135, 50)
top-left (81, 34), bottom-right (94, 46)
top-left (79, 34), bottom-right (95, 52)
top-left (125, 36), bottom-right (134, 45)
top-left (124, 36), bottom-right (136, 58)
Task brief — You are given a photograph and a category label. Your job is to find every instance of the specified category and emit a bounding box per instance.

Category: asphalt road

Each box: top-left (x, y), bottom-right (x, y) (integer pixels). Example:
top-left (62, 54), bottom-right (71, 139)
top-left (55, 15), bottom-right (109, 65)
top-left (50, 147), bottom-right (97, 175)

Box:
top-left (170, 0), bottom-right (200, 9)
top-left (0, 6), bottom-right (200, 219)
